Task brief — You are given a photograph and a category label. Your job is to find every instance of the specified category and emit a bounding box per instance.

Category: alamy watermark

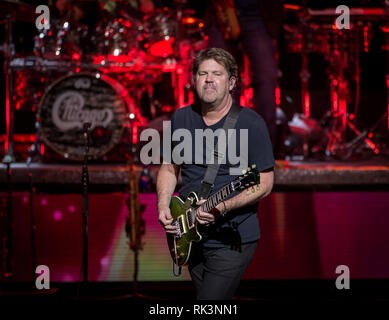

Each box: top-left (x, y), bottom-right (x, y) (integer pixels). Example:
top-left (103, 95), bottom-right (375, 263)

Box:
top-left (335, 5), bottom-right (350, 30)
top-left (35, 265), bottom-right (50, 290)
top-left (35, 5), bottom-right (50, 30)
top-left (140, 121), bottom-right (248, 175)
top-left (335, 265), bottom-right (350, 289)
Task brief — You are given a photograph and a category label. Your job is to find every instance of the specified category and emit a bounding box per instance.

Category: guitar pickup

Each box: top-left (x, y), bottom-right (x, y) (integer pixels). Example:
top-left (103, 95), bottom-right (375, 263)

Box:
top-left (186, 208), bottom-right (195, 229)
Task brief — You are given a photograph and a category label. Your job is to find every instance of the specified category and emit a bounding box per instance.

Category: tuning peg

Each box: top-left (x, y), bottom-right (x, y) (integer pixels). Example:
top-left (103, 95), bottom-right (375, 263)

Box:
top-left (247, 167), bottom-right (251, 171)
top-left (246, 190), bottom-right (250, 195)
top-left (242, 169), bottom-right (246, 174)
top-left (252, 164), bottom-right (256, 168)
top-left (256, 185), bottom-right (260, 191)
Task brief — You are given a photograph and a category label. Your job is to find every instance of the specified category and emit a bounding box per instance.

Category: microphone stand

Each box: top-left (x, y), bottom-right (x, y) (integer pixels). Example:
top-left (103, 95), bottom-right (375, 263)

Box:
top-left (81, 123), bottom-right (91, 285)
top-left (1, 14), bottom-right (16, 280)
top-left (3, 159), bottom-right (13, 281)
top-left (2, 13), bottom-right (16, 164)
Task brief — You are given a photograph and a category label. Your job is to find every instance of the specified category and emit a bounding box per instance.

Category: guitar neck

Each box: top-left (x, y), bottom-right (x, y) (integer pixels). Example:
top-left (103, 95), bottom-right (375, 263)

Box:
top-left (201, 183), bottom-right (234, 212)
top-left (186, 166), bottom-right (259, 228)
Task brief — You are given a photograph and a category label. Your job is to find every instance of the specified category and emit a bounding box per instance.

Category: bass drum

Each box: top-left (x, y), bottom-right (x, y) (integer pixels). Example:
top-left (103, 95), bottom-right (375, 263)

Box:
top-left (39, 73), bottom-right (133, 161)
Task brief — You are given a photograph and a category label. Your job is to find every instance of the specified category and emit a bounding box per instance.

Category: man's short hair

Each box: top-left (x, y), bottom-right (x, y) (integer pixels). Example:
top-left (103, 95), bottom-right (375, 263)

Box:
top-left (192, 48), bottom-right (239, 85)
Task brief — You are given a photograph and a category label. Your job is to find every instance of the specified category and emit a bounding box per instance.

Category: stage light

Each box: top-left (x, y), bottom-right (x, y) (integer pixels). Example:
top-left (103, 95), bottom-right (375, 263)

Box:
top-left (72, 53), bottom-right (80, 60)
top-left (53, 210), bottom-right (63, 221)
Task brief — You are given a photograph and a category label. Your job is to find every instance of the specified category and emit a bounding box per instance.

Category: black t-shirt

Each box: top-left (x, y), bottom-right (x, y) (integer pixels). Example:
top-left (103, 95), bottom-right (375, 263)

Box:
top-left (168, 103), bottom-right (275, 247)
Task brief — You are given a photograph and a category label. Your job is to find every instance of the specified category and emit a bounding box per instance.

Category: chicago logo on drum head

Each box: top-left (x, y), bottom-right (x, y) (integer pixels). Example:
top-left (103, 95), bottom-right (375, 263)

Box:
top-left (52, 91), bottom-right (114, 131)
top-left (39, 74), bottom-right (127, 161)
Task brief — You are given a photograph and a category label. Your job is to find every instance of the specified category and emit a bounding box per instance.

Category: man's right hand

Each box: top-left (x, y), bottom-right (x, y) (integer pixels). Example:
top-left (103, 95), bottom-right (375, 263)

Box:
top-left (158, 206), bottom-right (178, 235)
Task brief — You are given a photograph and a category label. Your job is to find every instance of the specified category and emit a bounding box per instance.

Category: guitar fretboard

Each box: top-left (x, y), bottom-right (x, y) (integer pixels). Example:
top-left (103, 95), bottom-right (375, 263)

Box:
top-left (201, 183), bottom-right (234, 213)
top-left (187, 183), bottom-right (234, 228)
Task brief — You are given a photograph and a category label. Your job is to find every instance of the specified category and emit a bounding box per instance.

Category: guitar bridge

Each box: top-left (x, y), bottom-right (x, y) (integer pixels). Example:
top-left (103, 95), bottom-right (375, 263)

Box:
top-left (172, 215), bottom-right (185, 239)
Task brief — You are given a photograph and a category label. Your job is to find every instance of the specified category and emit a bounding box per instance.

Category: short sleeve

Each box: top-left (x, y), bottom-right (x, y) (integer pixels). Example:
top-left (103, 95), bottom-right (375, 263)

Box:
top-left (248, 115), bottom-right (275, 172)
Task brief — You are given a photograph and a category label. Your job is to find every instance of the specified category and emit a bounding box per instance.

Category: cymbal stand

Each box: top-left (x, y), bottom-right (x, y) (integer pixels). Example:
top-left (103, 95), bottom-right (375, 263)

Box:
top-left (382, 20), bottom-right (389, 136)
top-left (299, 12), bottom-right (311, 118)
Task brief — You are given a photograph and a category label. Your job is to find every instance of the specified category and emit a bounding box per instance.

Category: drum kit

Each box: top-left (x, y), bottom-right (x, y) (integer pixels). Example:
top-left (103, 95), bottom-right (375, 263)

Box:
top-left (281, 5), bottom-right (389, 159)
top-left (1, 1), bottom-right (389, 162)
top-left (1, 0), bottom-right (206, 162)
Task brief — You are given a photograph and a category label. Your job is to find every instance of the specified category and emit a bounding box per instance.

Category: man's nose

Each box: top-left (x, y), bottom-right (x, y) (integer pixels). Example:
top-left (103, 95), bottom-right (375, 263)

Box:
top-left (205, 73), bottom-right (214, 82)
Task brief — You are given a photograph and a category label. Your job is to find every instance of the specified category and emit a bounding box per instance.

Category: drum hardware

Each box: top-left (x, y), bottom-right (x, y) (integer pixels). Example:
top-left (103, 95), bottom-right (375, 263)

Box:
top-left (322, 111), bottom-right (383, 160)
top-left (299, 12), bottom-right (312, 118)
top-left (142, 8), bottom-right (178, 59)
top-left (322, 22), bottom-right (376, 159)
top-left (283, 6), bottom-right (387, 160)
top-left (34, 18), bottom-right (90, 62)
top-left (381, 21), bottom-right (389, 134)
top-left (308, 7), bottom-right (388, 22)
top-left (284, 113), bottom-right (328, 160)
top-left (92, 17), bottom-right (144, 63)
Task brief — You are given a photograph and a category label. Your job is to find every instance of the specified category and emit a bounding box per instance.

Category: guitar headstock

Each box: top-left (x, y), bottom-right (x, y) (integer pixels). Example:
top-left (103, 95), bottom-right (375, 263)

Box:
top-left (232, 165), bottom-right (260, 193)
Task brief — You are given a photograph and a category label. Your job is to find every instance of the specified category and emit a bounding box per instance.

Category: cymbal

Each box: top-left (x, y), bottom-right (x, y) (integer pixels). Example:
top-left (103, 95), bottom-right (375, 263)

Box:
top-left (0, 0), bottom-right (35, 23)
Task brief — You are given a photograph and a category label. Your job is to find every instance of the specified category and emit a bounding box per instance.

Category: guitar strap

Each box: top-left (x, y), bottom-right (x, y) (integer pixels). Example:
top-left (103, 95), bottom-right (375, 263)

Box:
top-left (198, 101), bottom-right (242, 200)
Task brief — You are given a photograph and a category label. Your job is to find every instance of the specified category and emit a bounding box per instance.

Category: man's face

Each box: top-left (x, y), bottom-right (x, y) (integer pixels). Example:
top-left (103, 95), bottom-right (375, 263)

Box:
top-left (194, 59), bottom-right (235, 106)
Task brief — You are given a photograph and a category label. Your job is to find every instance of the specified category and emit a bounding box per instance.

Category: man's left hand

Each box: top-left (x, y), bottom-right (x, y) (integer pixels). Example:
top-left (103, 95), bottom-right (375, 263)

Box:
top-left (196, 199), bottom-right (224, 226)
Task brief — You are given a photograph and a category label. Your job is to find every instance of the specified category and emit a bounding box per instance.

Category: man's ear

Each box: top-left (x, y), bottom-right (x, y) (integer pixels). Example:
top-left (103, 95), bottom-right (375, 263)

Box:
top-left (229, 77), bottom-right (236, 91)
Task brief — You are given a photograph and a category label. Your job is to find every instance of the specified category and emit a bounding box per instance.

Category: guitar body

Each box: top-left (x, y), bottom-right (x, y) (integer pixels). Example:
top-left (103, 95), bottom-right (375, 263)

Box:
top-left (167, 192), bottom-right (202, 266)
top-left (165, 165), bottom-right (260, 268)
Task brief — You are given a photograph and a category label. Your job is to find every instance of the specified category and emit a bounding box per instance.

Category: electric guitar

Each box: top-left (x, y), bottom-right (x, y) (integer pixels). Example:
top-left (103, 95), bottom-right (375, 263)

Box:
top-left (167, 165), bottom-right (260, 266)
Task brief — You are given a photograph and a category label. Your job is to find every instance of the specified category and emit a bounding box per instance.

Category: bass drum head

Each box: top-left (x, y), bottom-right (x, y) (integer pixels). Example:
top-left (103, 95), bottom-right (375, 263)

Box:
top-left (39, 73), bottom-right (129, 161)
